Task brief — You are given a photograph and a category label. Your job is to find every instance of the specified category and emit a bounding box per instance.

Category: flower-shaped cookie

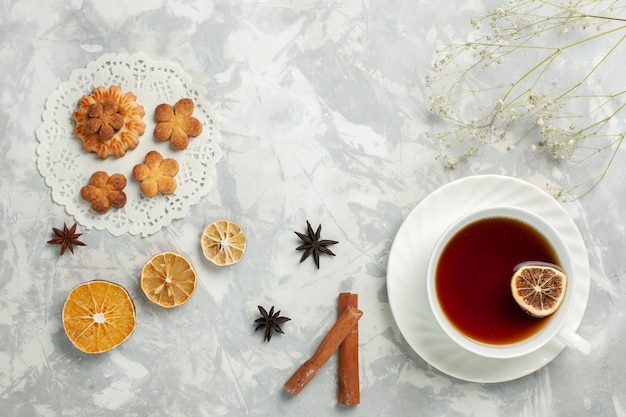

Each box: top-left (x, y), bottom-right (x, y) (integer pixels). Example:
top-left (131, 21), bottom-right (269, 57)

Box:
top-left (80, 171), bottom-right (127, 214)
top-left (85, 101), bottom-right (124, 141)
top-left (132, 150), bottom-right (179, 197)
top-left (154, 98), bottom-right (202, 150)
top-left (73, 85), bottom-right (146, 159)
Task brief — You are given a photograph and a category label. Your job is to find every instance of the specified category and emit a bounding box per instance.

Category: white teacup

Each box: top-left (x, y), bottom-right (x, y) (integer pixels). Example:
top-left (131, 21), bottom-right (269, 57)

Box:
top-left (426, 205), bottom-right (590, 359)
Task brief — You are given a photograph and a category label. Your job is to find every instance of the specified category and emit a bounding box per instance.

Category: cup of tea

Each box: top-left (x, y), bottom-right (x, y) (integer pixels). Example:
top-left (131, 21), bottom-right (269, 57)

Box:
top-left (426, 205), bottom-right (590, 359)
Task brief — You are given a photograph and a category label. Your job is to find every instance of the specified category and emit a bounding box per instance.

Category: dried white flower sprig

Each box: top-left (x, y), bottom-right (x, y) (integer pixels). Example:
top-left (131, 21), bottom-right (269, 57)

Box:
top-left (427, 0), bottom-right (626, 200)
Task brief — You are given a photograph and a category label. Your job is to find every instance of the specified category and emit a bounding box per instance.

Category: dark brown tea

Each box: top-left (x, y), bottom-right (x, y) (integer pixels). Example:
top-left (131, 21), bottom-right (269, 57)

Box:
top-left (435, 216), bottom-right (560, 345)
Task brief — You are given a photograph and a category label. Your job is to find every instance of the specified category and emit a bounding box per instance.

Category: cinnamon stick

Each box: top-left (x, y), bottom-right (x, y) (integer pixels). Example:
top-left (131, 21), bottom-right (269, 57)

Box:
top-left (284, 305), bottom-right (363, 396)
top-left (338, 292), bottom-right (360, 405)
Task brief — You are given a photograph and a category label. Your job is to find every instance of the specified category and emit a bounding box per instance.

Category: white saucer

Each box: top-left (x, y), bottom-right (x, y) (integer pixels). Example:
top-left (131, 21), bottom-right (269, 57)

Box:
top-left (386, 175), bottom-right (590, 383)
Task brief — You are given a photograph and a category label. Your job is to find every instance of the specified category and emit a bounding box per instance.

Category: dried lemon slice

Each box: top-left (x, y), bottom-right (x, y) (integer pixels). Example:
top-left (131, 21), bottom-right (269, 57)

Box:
top-left (140, 251), bottom-right (197, 308)
top-left (511, 264), bottom-right (567, 318)
top-left (201, 220), bottom-right (247, 266)
top-left (62, 280), bottom-right (136, 354)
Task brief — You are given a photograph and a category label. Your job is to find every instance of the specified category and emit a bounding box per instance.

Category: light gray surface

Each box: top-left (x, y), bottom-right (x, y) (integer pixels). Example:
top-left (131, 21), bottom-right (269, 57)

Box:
top-left (1, 0), bottom-right (625, 416)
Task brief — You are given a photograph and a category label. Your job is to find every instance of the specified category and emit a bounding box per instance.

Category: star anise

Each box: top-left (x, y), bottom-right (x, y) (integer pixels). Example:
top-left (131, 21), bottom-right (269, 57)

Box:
top-left (47, 222), bottom-right (86, 256)
top-left (295, 220), bottom-right (338, 269)
top-left (254, 305), bottom-right (291, 342)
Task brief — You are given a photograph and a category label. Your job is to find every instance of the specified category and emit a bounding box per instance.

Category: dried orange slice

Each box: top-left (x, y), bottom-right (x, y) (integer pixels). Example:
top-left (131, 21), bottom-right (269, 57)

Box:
top-left (511, 264), bottom-right (567, 318)
top-left (62, 280), bottom-right (136, 354)
top-left (201, 220), bottom-right (246, 266)
top-left (140, 251), bottom-right (197, 308)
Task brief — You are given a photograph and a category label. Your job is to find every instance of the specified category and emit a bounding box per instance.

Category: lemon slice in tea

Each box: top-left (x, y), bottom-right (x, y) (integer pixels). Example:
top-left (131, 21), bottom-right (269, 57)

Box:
top-left (141, 251), bottom-right (197, 308)
top-left (511, 264), bottom-right (567, 318)
top-left (62, 280), bottom-right (136, 354)
top-left (201, 220), bottom-right (246, 266)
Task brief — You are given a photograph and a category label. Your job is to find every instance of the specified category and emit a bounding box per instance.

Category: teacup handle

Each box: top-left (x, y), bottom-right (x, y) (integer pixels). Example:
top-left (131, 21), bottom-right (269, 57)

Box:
top-left (556, 330), bottom-right (591, 355)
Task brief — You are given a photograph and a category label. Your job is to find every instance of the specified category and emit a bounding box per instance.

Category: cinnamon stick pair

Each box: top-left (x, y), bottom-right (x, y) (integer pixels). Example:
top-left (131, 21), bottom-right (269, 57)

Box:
top-left (283, 292), bottom-right (361, 405)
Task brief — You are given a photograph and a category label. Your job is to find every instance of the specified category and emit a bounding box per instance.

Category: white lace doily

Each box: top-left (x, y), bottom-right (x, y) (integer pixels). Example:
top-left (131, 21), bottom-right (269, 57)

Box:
top-left (36, 53), bottom-right (222, 236)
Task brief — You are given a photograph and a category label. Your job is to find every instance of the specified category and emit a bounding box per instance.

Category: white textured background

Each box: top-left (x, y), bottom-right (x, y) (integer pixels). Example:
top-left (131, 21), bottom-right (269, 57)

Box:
top-left (1, 0), bottom-right (625, 416)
